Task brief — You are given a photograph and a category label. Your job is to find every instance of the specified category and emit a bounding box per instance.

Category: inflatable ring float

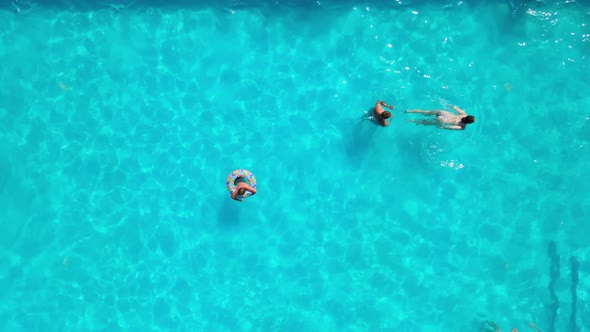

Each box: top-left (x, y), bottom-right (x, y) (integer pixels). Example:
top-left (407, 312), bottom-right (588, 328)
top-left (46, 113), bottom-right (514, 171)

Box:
top-left (226, 169), bottom-right (257, 198)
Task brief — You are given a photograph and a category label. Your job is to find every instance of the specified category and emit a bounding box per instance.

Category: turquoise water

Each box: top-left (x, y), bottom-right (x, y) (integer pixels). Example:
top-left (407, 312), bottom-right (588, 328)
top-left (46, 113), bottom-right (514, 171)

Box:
top-left (1, 1), bottom-right (589, 331)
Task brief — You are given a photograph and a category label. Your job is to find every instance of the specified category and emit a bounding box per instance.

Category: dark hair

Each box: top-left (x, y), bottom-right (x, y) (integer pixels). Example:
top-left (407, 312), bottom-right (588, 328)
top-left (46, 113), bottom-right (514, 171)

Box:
top-left (382, 111), bottom-right (391, 119)
top-left (461, 115), bottom-right (475, 124)
top-left (237, 188), bottom-right (246, 195)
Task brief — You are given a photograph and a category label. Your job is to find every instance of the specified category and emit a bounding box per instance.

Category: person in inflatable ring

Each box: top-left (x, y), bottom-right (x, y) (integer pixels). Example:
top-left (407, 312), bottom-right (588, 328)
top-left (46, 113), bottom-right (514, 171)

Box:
top-left (231, 177), bottom-right (257, 202)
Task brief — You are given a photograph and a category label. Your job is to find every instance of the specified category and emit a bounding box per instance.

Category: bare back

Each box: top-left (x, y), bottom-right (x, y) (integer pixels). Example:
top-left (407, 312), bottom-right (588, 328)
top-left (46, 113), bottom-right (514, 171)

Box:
top-left (373, 101), bottom-right (393, 127)
top-left (436, 111), bottom-right (465, 127)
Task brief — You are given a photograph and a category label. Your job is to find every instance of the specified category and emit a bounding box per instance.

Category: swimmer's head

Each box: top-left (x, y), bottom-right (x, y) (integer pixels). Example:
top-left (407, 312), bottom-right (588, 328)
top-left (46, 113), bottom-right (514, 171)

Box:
top-left (461, 115), bottom-right (475, 124)
top-left (382, 111), bottom-right (391, 119)
top-left (237, 188), bottom-right (246, 195)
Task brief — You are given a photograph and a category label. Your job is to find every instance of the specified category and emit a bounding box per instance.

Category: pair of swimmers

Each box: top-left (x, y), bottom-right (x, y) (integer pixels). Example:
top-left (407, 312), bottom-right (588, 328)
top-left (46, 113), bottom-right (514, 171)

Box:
top-left (232, 100), bottom-right (474, 201)
top-left (370, 100), bottom-right (476, 130)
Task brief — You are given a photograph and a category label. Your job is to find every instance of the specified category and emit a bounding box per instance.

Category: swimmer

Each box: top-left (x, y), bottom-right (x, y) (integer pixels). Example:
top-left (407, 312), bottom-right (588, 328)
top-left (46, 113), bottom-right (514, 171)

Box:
top-left (405, 105), bottom-right (475, 130)
top-left (365, 100), bottom-right (395, 127)
top-left (231, 177), bottom-right (257, 202)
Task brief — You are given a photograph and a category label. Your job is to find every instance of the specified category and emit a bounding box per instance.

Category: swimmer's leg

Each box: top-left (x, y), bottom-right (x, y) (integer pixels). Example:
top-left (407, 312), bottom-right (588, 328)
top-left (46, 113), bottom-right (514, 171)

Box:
top-left (405, 110), bottom-right (439, 116)
top-left (406, 119), bottom-right (436, 126)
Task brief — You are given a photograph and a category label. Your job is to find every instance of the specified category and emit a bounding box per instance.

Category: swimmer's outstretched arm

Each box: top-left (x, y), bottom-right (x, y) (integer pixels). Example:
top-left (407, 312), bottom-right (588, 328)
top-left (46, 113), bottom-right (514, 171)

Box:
top-left (377, 101), bottom-right (394, 110)
top-left (450, 105), bottom-right (466, 115)
top-left (442, 125), bottom-right (463, 130)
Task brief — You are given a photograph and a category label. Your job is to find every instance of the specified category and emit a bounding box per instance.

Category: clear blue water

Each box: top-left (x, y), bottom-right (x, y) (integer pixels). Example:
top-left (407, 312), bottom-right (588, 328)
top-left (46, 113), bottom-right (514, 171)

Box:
top-left (1, 1), bottom-right (589, 331)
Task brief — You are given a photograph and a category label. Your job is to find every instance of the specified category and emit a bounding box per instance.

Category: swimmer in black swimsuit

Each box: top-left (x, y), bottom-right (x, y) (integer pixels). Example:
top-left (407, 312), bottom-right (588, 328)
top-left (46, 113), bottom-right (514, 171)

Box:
top-left (405, 105), bottom-right (475, 130)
